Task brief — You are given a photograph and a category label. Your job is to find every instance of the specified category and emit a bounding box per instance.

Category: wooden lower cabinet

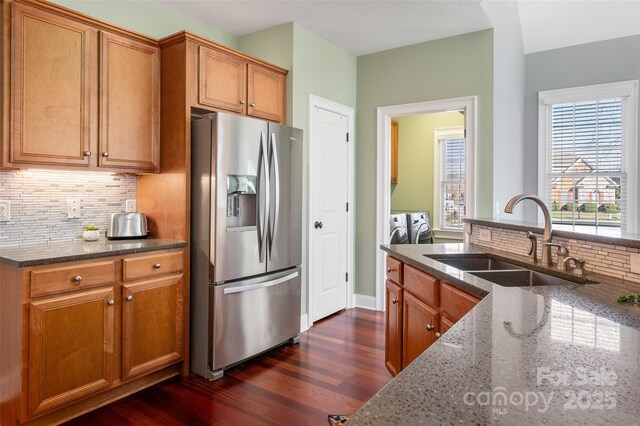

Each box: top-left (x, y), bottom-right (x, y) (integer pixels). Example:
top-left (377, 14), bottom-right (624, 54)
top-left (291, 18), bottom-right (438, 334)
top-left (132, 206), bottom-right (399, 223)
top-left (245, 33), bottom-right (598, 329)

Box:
top-left (27, 288), bottom-right (115, 417)
top-left (402, 292), bottom-right (439, 367)
top-left (0, 248), bottom-right (185, 424)
top-left (122, 275), bottom-right (183, 380)
top-left (385, 280), bottom-right (403, 376)
top-left (385, 256), bottom-right (485, 376)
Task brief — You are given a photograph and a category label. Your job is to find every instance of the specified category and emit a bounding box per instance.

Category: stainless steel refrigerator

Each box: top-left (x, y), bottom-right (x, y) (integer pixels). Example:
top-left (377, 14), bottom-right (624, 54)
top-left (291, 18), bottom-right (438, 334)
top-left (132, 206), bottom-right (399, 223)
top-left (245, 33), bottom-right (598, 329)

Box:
top-left (190, 112), bottom-right (302, 380)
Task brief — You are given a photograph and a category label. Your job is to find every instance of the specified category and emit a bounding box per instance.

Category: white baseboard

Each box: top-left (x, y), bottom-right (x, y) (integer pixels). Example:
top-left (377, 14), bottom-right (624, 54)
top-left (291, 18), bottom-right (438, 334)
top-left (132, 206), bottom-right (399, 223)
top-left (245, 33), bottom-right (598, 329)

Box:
top-left (355, 294), bottom-right (378, 311)
top-left (300, 313), bottom-right (310, 333)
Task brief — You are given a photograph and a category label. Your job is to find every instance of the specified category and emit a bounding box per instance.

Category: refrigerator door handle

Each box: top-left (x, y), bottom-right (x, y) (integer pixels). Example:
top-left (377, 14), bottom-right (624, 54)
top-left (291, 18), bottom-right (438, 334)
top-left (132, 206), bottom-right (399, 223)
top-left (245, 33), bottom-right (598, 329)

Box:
top-left (223, 271), bottom-right (299, 294)
top-left (256, 131), bottom-right (270, 263)
top-left (268, 132), bottom-right (280, 259)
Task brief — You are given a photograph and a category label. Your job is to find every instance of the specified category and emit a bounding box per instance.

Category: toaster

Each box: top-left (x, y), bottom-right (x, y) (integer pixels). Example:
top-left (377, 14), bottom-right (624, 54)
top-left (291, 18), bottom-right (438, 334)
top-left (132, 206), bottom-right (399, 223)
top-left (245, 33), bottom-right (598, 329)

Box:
top-left (106, 212), bottom-right (149, 239)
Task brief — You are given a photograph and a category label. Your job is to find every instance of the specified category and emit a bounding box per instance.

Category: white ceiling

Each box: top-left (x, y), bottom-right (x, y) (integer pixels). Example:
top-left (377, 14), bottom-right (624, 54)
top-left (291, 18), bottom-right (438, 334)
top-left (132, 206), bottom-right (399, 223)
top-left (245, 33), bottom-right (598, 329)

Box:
top-left (153, 0), bottom-right (640, 56)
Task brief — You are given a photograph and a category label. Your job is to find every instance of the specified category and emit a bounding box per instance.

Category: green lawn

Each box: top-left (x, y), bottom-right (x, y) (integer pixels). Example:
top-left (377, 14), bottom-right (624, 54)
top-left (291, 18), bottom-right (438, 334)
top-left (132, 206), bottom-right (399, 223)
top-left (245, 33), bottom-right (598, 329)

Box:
top-left (552, 211), bottom-right (620, 223)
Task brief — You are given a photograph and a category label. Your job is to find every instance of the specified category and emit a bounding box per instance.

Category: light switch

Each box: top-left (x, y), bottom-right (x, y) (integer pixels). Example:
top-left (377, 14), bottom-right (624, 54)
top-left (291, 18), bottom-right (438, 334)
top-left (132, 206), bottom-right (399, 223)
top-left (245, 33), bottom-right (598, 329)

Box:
top-left (0, 200), bottom-right (10, 222)
top-left (126, 199), bottom-right (137, 212)
top-left (479, 228), bottom-right (492, 242)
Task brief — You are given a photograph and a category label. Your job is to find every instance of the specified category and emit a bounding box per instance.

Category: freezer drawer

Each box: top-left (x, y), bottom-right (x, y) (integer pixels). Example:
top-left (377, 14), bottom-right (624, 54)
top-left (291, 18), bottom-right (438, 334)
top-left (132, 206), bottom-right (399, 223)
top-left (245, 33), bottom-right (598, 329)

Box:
top-left (211, 268), bottom-right (301, 372)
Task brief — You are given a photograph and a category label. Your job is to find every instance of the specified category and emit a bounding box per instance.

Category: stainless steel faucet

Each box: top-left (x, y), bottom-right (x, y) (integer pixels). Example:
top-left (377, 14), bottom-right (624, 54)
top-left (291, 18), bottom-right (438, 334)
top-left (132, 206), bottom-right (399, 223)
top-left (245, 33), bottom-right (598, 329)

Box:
top-left (504, 194), bottom-right (554, 267)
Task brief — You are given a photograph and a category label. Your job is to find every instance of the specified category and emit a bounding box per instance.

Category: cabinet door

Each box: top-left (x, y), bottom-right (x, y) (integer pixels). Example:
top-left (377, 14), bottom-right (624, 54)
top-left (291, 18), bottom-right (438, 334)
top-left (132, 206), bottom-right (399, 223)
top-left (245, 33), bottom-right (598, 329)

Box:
top-left (99, 31), bottom-right (159, 171)
top-left (28, 288), bottom-right (114, 416)
top-left (198, 46), bottom-right (246, 114)
top-left (390, 120), bottom-right (398, 183)
top-left (441, 316), bottom-right (454, 334)
top-left (122, 275), bottom-right (183, 380)
top-left (403, 292), bottom-right (439, 368)
top-left (247, 63), bottom-right (285, 123)
top-left (11, 3), bottom-right (96, 167)
top-left (441, 282), bottom-right (481, 323)
top-left (385, 280), bottom-right (403, 376)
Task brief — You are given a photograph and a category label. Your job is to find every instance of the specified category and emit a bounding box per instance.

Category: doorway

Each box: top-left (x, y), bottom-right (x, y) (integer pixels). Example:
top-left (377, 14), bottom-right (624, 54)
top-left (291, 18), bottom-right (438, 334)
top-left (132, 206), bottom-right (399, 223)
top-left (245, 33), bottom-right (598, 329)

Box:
top-left (308, 95), bottom-right (355, 325)
top-left (375, 97), bottom-right (477, 310)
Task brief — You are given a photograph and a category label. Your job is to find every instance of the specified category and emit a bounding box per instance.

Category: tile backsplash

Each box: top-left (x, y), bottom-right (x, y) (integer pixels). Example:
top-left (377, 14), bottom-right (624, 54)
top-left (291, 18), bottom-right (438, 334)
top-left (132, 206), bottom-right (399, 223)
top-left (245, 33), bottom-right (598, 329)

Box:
top-left (0, 169), bottom-right (136, 246)
top-left (469, 224), bottom-right (640, 285)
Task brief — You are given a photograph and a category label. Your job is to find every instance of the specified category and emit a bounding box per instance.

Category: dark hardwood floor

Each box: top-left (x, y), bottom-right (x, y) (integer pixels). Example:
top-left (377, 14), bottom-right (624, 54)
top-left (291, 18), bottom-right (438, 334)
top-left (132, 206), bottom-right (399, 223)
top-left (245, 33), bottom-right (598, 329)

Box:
top-left (64, 308), bottom-right (389, 426)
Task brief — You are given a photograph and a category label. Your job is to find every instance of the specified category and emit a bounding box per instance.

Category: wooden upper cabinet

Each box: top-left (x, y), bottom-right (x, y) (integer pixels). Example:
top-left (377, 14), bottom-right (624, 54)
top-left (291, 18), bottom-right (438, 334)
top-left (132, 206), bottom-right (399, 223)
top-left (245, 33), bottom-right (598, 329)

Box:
top-left (122, 275), bottom-right (183, 381)
top-left (390, 120), bottom-right (398, 183)
top-left (196, 44), bottom-right (286, 123)
top-left (99, 31), bottom-right (160, 171)
top-left (247, 63), bottom-right (285, 123)
top-left (198, 45), bottom-right (247, 114)
top-left (27, 288), bottom-right (115, 417)
top-left (11, 2), bottom-right (96, 167)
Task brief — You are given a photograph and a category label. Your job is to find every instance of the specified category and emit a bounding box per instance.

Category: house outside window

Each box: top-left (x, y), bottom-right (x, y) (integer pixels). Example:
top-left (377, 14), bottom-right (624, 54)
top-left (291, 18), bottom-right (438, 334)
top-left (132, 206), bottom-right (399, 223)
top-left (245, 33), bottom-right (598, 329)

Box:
top-left (538, 81), bottom-right (638, 235)
top-left (434, 128), bottom-right (465, 231)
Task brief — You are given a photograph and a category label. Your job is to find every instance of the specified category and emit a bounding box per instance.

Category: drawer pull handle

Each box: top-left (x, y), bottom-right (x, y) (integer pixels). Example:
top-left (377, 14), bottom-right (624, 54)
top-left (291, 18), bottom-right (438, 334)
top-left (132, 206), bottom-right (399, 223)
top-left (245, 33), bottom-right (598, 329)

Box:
top-left (154, 263), bottom-right (161, 269)
top-left (108, 299), bottom-right (115, 306)
top-left (387, 267), bottom-right (393, 273)
top-left (127, 295), bottom-right (134, 301)
top-left (250, 102), bottom-right (256, 108)
top-left (426, 324), bottom-right (434, 331)
top-left (435, 332), bottom-right (441, 338)
top-left (74, 275), bottom-right (82, 283)
top-left (240, 100), bottom-right (246, 105)
top-left (391, 298), bottom-right (398, 304)
top-left (102, 151), bottom-right (110, 158)
top-left (84, 150), bottom-right (91, 157)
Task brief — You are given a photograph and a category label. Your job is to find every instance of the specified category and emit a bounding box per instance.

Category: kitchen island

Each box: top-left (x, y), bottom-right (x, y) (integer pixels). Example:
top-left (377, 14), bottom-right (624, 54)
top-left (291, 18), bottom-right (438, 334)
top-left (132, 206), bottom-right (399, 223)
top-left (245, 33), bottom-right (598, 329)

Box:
top-left (348, 244), bottom-right (640, 425)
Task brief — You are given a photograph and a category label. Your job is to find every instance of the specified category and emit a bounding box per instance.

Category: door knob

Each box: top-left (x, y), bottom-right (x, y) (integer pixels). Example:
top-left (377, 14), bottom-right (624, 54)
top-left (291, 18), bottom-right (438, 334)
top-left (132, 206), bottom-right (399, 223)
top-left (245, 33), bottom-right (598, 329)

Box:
top-left (126, 295), bottom-right (134, 301)
top-left (314, 221), bottom-right (323, 229)
top-left (426, 324), bottom-right (434, 331)
top-left (391, 298), bottom-right (398, 304)
top-left (102, 152), bottom-right (110, 158)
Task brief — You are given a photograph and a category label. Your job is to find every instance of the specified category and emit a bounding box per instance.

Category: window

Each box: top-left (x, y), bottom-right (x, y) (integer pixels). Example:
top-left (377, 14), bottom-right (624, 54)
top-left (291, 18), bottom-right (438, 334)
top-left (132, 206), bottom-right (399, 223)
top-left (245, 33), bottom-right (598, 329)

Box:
top-left (539, 81), bottom-right (638, 234)
top-left (434, 128), bottom-right (465, 231)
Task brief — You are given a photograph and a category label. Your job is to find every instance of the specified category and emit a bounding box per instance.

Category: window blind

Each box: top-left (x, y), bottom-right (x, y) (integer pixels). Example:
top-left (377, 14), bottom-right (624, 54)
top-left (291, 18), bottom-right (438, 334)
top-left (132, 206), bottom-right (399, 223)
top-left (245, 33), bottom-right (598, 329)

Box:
top-left (545, 98), bottom-right (625, 229)
top-left (440, 137), bottom-right (465, 230)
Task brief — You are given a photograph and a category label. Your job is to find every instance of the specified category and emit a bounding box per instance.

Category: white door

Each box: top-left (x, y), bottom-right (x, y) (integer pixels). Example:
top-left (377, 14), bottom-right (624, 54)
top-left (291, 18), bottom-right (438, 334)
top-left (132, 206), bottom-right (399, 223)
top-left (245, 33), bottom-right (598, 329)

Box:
top-left (310, 107), bottom-right (349, 322)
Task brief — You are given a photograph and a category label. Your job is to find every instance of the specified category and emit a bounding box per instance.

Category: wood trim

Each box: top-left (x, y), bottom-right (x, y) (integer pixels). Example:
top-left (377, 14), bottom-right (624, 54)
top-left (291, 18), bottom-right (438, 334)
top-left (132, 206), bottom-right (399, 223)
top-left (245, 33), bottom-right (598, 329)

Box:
top-left (14, 0), bottom-right (157, 45)
top-left (0, 263), bottom-right (23, 426)
top-left (160, 31), bottom-right (288, 75)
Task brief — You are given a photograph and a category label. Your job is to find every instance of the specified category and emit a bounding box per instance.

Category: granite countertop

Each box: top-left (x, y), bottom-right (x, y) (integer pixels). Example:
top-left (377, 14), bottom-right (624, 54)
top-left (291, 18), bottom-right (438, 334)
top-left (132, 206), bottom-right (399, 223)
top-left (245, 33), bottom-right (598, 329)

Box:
top-left (348, 243), bottom-right (640, 425)
top-left (0, 238), bottom-right (188, 267)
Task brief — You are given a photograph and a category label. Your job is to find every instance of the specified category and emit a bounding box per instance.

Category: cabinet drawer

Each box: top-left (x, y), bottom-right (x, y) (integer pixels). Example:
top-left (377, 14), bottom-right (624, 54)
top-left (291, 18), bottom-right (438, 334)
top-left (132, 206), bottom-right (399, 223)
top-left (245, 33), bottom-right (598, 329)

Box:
top-left (404, 265), bottom-right (439, 308)
top-left (386, 256), bottom-right (403, 285)
top-left (122, 251), bottom-right (183, 281)
top-left (30, 261), bottom-right (115, 298)
top-left (441, 283), bottom-right (481, 322)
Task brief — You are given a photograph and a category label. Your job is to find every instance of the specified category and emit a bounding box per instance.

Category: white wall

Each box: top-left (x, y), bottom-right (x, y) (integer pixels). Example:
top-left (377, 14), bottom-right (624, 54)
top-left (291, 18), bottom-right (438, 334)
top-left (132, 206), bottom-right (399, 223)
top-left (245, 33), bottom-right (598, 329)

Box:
top-left (482, 0), bottom-right (526, 218)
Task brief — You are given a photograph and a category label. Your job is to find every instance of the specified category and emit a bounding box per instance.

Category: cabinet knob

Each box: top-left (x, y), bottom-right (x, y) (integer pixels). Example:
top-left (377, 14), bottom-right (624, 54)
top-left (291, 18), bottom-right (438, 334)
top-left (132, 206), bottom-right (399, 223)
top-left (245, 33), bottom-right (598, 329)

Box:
top-left (240, 100), bottom-right (246, 105)
top-left (391, 298), bottom-right (398, 304)
top-left (426, 324), bottom-right (434, 331)
top-left (126, 295), bottom-right (134, 301)
top-left (84, 150), bottom-right (91, 157)
top-left (74, 275), bottom-right (82, 283)
top-left (435, 332), bottom-right (441, 338)
top-left (387, 267), bottom-right (393, 273)
top-left (154, 263), bottom-right (161, 269)
top-left (102, 152), bottom-right (110, 158)
top-left (108, 299), bottom-right (115, 306)
top-left (250, 102), bottom-right (256, 108)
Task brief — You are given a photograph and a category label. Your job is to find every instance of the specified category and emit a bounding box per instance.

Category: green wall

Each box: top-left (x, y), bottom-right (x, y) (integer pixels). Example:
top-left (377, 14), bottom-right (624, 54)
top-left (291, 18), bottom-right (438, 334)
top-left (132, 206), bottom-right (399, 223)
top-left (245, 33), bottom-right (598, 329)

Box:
top-left (356, 30), bottom-right (494, 296)
top-left (239, 23), bottom-right (357, 316)
top-left (50, 0), bottom-right (238, 47)
top-left (390, 112), bottom-right (464, 213)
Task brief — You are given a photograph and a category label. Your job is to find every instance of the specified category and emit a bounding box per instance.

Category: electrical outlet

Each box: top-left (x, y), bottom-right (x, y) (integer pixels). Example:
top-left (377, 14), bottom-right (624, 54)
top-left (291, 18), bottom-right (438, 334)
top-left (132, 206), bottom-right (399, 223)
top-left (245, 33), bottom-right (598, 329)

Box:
top-left (0, 200), bottom-right (10, 222)
top-left (125, 199), bottom-right (137, 213)
top-left (479, 228), bottom-right (492, 242)
top-left (67, 199), bottom-right (80, 219)
top-left (630, 253), bottom-right (640, 275)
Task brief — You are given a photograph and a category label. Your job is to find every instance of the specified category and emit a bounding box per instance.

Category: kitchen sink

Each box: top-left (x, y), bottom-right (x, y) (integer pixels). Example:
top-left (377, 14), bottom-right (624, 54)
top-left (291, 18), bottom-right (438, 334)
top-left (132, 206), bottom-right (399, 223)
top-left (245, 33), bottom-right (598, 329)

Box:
top-left (468, 270), bottom-right (590, 287)
top-left (424, 254), bottom-right (523, 271)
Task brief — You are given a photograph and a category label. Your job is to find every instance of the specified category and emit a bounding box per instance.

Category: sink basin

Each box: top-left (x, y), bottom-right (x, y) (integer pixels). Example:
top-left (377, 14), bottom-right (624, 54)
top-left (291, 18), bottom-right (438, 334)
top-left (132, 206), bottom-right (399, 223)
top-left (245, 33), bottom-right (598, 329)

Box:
top-left (425, 254), bottom-right (522, 271)
top-left (469, 270), bottom-right (590, 287)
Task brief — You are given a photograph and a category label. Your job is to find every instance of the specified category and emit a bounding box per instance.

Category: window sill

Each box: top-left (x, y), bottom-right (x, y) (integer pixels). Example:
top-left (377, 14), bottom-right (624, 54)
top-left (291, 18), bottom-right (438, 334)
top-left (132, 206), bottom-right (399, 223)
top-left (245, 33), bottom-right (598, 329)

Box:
top-left (432, 228), bottom-right (464, 241)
